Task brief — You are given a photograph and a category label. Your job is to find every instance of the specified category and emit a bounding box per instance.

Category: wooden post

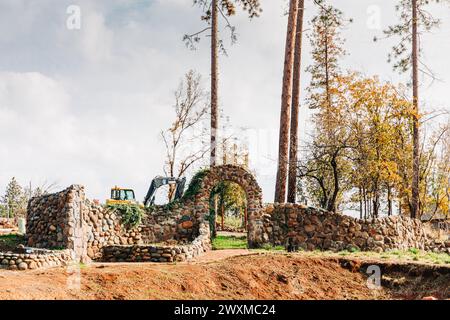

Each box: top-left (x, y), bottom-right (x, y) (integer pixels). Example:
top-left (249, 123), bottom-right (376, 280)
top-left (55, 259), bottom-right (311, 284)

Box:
top-left (244, 207), bottom-right (248, 229)
top-left (221, 203), bottom-right (225, 231)
top-left (214, 195), bottom-right (219, 231)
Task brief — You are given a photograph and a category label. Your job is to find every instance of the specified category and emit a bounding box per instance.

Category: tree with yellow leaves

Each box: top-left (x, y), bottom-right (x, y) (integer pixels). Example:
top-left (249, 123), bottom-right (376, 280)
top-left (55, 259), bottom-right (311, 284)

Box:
top-left (299, 73), bottom-right (416, 217)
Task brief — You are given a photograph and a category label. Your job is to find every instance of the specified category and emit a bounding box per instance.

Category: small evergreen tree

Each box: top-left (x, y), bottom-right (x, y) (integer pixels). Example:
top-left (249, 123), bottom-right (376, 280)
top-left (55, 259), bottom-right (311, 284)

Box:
top-left (0, 204), bottom-right (7, 218)
top-left (2, 177), bottom-right (23, 219)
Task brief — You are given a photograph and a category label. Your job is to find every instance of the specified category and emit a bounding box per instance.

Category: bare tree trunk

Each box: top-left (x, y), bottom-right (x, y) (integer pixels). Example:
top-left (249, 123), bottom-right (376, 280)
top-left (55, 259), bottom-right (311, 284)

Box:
top-left (168, 185), bottom-right (176, 202)
top-left (221, 202), bottom-right (224, 231)
top-left (222, 138), bottom-right (227, 165)
top-left (411, 0), bottom-right (420, 219)
top-left (244, 206), bottom-right (248, 230)
top-left (324, 28), bottom-right (331, 109)
top-left (287, 0), bottom-right (305, 204)
top-left (363, 186), bottom-right (367, 220)
top-left (210, 0), bottom-right (219, 167)
top-left (387, 185), bottom-right (392, 216)
top-left (328, 157), bottom-right (339, 212)
top-left (373, 180), bottom-right (379, 218)
top-left (359, 186), bottom-right (363, 219)
top-left (233, 143), bottom-right (238, 165)
top-left (275, 0), bottom-right (299, 203)
top-left (373, 194), bottom-right (379, 218)
top-left (167, 161), bottom-right (175, 201)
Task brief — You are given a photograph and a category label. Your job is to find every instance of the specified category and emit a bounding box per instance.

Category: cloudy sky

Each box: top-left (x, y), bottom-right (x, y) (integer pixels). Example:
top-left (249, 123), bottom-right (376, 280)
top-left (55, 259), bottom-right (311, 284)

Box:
top-left (0, 0), bottom-right (449, 203)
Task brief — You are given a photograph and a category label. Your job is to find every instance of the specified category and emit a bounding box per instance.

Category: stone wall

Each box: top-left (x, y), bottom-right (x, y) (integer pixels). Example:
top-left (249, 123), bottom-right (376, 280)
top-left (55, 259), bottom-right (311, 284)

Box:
top-left (187, 165), bottom-right (266, 248)
top-left (72, 165), bottom-right (268, 261)
top-left (25, 165), bottom-right (265, 263)
top-left (262, 203), bottom-right (448, 253)
top-left (102, 222), bottom-right (211, 263)
top-left (26, 184), bottom-right (211, 262)
top-left (26, 186), bottom-right (87, 259)
top-left (81, 198), bottom-right (198, 261)
top-left (24, 165), bottom-right (445, 266)
top-left (26, 189), bottom-right (72, 249)
top-left (0, 248), bottom-right (72, 271)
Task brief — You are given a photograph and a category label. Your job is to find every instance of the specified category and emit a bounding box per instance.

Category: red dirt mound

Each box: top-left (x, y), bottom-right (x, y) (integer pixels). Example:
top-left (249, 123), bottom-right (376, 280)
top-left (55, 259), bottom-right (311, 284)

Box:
top-left (0, 252), bottom-right (448, 300)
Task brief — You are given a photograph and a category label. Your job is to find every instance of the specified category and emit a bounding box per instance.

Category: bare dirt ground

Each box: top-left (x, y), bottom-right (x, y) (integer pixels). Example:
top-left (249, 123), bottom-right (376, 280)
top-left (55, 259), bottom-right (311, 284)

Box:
top-left (0, 250), bottom-right (448, 300)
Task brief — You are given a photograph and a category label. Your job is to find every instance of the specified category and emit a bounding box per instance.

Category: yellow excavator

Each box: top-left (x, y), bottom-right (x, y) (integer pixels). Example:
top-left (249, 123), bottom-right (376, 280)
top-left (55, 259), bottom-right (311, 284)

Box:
top-left (106, 177), bottom-right (186, 207)
top-left (106, 187), bottom-right (138, 206)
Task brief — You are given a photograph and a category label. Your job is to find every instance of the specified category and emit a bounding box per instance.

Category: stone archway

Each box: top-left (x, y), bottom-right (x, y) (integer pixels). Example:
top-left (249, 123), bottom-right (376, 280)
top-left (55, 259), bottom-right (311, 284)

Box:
top-left (191, 165), bottom-right (266, 248)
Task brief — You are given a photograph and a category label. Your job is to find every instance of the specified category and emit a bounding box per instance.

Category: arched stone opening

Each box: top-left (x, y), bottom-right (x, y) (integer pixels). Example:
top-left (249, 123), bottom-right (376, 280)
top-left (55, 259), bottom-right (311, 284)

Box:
top-left (208, 180), bottom-right (248, 236)
top-left (191, 165), bottom-right (266, 248)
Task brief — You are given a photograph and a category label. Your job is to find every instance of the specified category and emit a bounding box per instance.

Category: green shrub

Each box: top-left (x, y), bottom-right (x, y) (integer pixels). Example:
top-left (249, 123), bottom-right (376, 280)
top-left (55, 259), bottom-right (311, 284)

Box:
top-left (182, 169), bottom-right (210, 200)
top-left (107, 203), bottom-right (145, 228)
top-left (160, 199), bottom-right (181, 212)
top-left (145, 169), bottom-right (210, 213)
top-left (0, 234), bottom-right (26, 251)
top-left (208, 208), bottom-right (216, 237)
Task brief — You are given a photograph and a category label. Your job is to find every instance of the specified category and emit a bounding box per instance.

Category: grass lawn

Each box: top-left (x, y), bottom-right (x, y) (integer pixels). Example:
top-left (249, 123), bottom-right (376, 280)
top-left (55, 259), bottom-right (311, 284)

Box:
top-left (211, 235), bottom-right (449, 265)
top-left (212, 235), bottom-right (286, 251)
top-left (259, 244), bottom-right (286, 252)
top-left (307, 248), bottom-right (450, 265)
top-left (370, 248), bottom-right (450, 265)
top-left (212, 235), bottom-right (248, 250)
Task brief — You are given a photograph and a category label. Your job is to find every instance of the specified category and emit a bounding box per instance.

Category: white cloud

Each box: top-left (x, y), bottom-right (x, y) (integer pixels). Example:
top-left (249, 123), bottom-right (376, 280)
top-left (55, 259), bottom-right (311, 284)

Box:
top-left (0, 0), bottom-right (449, 204)
top-left (0, 71), bottom-right (167, 201)
top-left (0, 72), bottom-right (76, 185)
top-left (0, 72), bottom-right (74, 147)
top-left (78, 10), bottom-right (114, 63)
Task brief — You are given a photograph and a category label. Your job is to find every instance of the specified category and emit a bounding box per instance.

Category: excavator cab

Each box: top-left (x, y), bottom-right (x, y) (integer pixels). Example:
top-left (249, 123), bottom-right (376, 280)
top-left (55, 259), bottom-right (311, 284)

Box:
top-left (106, 187), bottom-right (137, 206)
top-left (106, 176), bottom-right (186, 207)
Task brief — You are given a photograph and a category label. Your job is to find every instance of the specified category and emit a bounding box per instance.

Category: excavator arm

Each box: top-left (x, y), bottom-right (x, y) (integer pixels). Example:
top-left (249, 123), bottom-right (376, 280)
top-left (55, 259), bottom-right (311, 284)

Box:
top-left (143, 176), bottom-right (186, 207)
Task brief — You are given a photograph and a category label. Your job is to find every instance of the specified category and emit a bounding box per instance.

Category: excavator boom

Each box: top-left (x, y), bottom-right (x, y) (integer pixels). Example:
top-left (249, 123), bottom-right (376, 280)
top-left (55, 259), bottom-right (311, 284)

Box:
top-left (143, 176), bottom-right (186, 207)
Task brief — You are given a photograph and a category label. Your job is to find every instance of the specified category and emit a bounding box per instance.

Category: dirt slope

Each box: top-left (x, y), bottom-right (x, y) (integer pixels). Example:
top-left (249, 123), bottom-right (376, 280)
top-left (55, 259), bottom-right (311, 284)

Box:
top-left (0, 252), bottom-right (448, 300)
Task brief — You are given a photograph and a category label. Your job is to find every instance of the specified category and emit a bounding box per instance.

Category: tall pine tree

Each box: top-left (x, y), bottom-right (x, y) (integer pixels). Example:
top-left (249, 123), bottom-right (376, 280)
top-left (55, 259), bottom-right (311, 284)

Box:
top-left (184, 0), bottom-right (262, 167)
top-left (287, 0), bottom-right (305, 204)
top-left (381, 0), bottom-right (449, 218)
top-left (275, 0), bottom-right (300, 203)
